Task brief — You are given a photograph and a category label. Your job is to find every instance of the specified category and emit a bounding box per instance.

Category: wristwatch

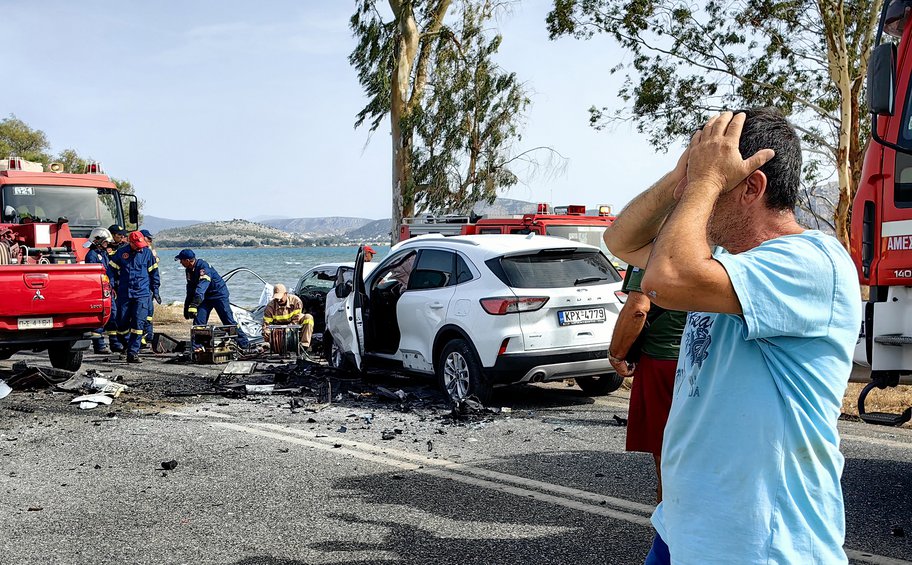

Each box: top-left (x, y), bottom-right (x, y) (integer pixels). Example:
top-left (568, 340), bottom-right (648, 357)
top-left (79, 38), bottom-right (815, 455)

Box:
top-left (608, 352), bottom-right (625, 365)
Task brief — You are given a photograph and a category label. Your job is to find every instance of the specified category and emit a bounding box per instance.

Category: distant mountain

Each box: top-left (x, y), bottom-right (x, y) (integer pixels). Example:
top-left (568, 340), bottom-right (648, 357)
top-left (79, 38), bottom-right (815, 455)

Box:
top-left (141, 215), bottom-right (205, 235)
top-left (155, 219), bottom-right (294, 248)
top-left (345, 218), bottom-right (392, 240)
top-left (263, 216), bottom-right (373, 236)
top-left (248, 214), bottom-right (293, 222)
top-left (473, 198), bottom-right (537, 216)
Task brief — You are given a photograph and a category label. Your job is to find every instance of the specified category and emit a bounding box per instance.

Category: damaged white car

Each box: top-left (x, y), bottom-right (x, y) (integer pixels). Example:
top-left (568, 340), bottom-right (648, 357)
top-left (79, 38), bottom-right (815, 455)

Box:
top-left (325, 234), bottom-right (626, 403)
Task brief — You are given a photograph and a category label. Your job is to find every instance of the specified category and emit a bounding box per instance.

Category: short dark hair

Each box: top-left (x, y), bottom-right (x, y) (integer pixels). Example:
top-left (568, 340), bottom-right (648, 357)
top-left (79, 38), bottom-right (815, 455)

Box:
top-left (737, 108), bottom-right (802, 210)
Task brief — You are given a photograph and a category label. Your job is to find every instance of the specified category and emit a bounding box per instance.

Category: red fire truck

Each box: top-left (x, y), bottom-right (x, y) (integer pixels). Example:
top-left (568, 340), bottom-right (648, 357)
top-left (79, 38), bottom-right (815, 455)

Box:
top-left (850, 0), bottom-right (912, 425)
top-left (0, 157), bottom-right (137, 370)
top-left (400, 204), bottom-right (624, 270)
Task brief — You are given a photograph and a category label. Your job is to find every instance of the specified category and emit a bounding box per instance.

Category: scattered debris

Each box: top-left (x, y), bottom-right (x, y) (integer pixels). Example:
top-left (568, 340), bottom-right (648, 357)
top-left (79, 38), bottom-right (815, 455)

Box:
top-left (306, 417), bottom-right (317, 423)
top-left (93, 464), bottom-right (102, 470)
top-left (161, 460), bottom-right (178, 471)
top-left (151, 333), bottom-right (184, 354)
top-left (278, 448), bottom-right (289, 453)
top-left (612, 415), bottom-right (628, 427)
top-left (337, 425), bottom-right (347, 433)
top-left (222, 361), bottom-right (258, 376)
top-left (289, 398), bottom-right (305, 413)
top-left (244, 384), bottom-right (274, 394)
top-left (893, 526), bottom-right (905, 538)
top-left (7, 364), bottom-right (74, 390)
top-left (70, 394), bottom-right (115, 410)
top-left (381, 430), bottom-right (396, 440)
top-left (427, 440), bottom-right (433, 452)
top-left (27, 506), bottom-right (42, 512)
top-left (0, 380), bottom-right (10, 400)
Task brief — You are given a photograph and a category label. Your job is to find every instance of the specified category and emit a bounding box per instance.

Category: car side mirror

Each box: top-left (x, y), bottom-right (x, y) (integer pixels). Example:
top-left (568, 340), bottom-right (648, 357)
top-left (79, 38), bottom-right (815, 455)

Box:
top-left (868, 42), bottom-right (896, 116)
top-left (335, 281), bottom-right (353, 299)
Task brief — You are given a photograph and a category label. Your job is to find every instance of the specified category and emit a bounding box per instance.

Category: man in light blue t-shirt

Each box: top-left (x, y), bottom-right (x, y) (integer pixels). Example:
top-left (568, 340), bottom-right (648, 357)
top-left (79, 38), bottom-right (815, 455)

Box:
top-left (604, 109), bottom-right (860, 564)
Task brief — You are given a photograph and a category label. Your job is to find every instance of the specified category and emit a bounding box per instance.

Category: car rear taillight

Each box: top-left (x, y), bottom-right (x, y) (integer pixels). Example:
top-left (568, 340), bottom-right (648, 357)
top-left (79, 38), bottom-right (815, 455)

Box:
top-left (479, 296), bottom-right (549, 315)
top-left (102, 274), bottom-right (111, 298)
top-left (614, 291), bottom-right (627, 304)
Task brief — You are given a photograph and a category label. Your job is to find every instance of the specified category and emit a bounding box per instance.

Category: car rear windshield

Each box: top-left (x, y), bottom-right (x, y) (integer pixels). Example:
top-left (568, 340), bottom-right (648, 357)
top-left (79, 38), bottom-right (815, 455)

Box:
top-left (487, 249), bottom-right (621, 288)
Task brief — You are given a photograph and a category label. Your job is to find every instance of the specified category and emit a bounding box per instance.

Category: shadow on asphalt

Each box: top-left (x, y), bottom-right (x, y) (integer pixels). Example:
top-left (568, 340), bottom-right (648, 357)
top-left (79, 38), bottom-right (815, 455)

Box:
top-left (843, 456), bottom-right (912, 558)
top-left (297, 450), bottom-right (655, 565)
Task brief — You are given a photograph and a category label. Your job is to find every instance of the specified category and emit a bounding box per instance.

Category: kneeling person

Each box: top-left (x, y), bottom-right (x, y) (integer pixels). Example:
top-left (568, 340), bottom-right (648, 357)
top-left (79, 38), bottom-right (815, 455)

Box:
top-left (263, 283), bottom-right (314, 360)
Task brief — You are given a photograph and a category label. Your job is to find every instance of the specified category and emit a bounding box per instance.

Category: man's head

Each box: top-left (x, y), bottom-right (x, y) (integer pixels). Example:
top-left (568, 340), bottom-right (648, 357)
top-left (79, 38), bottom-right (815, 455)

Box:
top-left (128, 231), bottom-right (148, 251)
top-left (272, 283), bottom-right (289, 304)
top-left (363, 245), bottom-right (376, 262)
top-left (108, 224), bottom-right (127, 244)
top-left (140, 229), bottom-right (154, 245)
top-left (706, 108), bottom-right (802, 248)
top-left (175, 248), bottom-right (196, 269)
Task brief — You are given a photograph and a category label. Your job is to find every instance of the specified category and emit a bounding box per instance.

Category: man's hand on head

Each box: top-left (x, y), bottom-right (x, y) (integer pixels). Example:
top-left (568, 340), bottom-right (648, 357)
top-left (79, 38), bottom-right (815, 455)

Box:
top-left (686, 112), bottom-right (775, 195)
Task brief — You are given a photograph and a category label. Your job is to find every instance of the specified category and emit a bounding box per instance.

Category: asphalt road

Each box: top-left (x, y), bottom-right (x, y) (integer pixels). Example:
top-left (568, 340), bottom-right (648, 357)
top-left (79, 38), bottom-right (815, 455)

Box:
top-left (1, 351), bottom-right (910, 565)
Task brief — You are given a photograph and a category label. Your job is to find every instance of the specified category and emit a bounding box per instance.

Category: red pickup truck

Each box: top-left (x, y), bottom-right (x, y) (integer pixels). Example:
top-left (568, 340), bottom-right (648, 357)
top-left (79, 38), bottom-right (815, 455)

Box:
top-left (0, 157), bottom-right (131, 370)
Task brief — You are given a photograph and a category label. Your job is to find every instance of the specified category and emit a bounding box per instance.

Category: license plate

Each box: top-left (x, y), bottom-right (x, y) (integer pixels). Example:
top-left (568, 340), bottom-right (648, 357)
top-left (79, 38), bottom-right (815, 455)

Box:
top-left (558, 308), bottom-right (606, 326)
top-left (18, 317), bottom-right (53, 330)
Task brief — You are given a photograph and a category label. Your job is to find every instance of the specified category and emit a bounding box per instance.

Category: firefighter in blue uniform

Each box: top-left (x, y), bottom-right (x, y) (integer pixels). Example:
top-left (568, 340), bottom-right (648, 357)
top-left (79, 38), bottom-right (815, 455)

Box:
top-left (84, 227), bottom-right (116, 354)
top-left (109, 231), bottom-right (160, 363)
top-left (139, 229), bottom-right (160, 348)
top-left (104, 225), bottom-right (129, 352)
top-left (175, 249), bottom-right (249, 350)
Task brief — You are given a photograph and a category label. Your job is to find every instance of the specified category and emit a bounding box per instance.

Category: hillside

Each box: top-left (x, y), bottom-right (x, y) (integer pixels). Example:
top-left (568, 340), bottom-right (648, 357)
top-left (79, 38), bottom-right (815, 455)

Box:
top-left (344, 218), bottom-right (392, 240)
top-left (263, 216), bottom-right (372, 236)
top-left (141, 215), bottom-right (206, 235)
top-left (154, 219), bottom-right (295, 247)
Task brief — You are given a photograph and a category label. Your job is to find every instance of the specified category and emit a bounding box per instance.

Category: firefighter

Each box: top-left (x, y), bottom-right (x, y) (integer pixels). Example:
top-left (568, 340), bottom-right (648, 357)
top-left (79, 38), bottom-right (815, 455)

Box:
top-left (263, 283), bottom-right (314, 361)
top-left (83, 227), bottom-right (116, 354)
top-left (104, 225), bottom-right (129, 351)
top-left (107, 225), bottom-right (127, 254)
top-left (109, 231), bottom-right (160, 363)
top-left (139, 229), bottom-right (160, 348)
top-left (363, 245), bottom-right (377, 262)
top-left (175, 249), bottom-right (250, 350)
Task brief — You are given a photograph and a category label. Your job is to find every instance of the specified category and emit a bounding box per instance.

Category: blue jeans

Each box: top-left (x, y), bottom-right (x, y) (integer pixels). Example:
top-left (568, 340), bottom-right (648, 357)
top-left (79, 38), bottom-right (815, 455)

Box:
top-left (645, 533), bottom-right (670, 565)
top-left (192, 296), bottom-right (249, 348)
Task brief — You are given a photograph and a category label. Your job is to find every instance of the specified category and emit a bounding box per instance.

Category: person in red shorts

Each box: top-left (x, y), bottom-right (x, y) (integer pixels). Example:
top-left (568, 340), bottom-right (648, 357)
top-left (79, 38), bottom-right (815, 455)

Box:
top-left (608, 265), bottom-right (686, 503)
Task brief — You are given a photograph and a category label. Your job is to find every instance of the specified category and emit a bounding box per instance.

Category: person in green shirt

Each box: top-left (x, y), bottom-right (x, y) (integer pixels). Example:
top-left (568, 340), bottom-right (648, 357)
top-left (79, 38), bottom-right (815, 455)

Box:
top-left (608, 266), bottom-right (687, 503)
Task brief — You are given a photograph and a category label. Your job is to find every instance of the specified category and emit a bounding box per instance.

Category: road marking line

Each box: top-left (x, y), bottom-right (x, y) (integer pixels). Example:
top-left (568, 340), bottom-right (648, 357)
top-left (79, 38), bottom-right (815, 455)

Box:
top-left (211, 421), bottom-right (653, 526)
top-left (842, 433), bottom-right (912, 451)
top-left (167, 411), bottom-right (912, 565)
top-left (847, 549), bottom-right (912, 565)
top-left (253, 422), bottom-right (656, 515)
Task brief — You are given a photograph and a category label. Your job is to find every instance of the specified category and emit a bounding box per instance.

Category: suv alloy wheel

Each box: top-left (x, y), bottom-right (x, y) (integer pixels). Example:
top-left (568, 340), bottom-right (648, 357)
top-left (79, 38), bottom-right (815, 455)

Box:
top-left (437, 338), bottom-right (491, 404)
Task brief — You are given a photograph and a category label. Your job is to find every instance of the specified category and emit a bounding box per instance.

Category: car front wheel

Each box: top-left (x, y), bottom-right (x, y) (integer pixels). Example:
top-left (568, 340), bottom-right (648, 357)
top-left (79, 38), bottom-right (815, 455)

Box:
top-left (437, 339), bottom-right (491, 404)
top-left (576, 373), bottom-right (624, 396)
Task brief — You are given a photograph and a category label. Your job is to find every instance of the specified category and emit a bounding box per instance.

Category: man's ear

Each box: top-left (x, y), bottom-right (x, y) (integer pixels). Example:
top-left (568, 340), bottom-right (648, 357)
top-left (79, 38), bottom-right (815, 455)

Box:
top-left (741, 169), bottom-right (767, 206)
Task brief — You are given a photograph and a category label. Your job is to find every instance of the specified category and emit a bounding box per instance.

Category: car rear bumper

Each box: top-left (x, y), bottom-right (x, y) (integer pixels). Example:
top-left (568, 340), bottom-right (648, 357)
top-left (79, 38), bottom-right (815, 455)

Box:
top-left (485, 348), bottom-right (612, 384)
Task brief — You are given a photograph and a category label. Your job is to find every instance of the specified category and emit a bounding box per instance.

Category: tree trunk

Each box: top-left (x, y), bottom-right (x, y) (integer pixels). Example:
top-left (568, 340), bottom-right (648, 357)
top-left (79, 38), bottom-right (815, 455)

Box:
top-left (389, 0), bottom-right (420, 244)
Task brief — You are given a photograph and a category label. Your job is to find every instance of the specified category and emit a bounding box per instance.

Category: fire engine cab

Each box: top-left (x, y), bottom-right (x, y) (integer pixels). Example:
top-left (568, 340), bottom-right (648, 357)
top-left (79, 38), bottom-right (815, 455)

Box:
top-left (400, 203), bottom-right (625, 269)
top-left (851, 0), bottom-right (912, 425)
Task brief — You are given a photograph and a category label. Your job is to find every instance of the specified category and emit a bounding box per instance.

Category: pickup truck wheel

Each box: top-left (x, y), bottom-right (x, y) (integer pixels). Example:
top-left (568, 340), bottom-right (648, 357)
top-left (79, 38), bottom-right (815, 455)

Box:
top-left (576, 373), bottom-right (624, 396)
top-left (48, 342), bottom-right (84, 372)
top-left (437, 339), bottom-right (491, 405)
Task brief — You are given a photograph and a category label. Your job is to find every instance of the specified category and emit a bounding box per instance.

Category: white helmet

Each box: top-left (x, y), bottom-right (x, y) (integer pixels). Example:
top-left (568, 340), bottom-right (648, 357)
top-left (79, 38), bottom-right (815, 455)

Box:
top-left (88, 227), bottom-right (113, 243)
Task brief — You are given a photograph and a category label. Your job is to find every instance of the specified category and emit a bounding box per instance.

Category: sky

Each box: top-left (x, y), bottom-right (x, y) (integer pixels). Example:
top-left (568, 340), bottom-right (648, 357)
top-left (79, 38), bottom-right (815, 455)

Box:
top-left (4, 0), bottom-right (680, 222)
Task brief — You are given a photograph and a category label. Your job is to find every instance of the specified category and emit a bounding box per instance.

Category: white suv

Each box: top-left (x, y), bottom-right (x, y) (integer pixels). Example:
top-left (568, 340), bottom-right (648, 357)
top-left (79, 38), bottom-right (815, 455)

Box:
top-left (325, 235), bottom-right (625, 402)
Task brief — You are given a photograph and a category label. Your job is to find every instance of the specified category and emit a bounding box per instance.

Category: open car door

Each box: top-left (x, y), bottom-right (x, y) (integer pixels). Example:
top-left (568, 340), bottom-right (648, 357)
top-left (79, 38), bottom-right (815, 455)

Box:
top-left (325, 247), bottom-right (366, 371)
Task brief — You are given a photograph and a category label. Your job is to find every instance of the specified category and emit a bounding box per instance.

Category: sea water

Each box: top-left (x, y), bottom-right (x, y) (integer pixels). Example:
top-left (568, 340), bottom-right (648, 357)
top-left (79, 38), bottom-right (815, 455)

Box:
top-left (156, 246), bottom-right (389, 306)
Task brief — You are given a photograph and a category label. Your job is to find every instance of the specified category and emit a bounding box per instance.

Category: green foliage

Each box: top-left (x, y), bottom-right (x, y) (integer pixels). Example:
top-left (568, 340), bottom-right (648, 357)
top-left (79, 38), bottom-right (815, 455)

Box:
top-left (351, 0), bottom-right (533, 215)
top-left (546, 0), bottom-right (877, 205)
top-left (0, 115), bottom-right (51, 162)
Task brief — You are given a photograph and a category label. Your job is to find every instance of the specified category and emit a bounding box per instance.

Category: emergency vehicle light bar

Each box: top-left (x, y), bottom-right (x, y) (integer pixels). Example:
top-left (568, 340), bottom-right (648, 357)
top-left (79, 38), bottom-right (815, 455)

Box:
top-left (83, 162), bottom-right (105, 175)
top-left (5, 156), bottom-right (22, 171)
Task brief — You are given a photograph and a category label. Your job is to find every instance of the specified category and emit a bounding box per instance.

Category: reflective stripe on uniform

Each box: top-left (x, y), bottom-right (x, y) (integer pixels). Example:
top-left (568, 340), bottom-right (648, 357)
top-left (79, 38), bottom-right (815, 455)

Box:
top-left (188, 307), bottom-right (198, 313)
top-left (146, 316), bottom-right (153, 321)
top-left (269, 309), bottom-right (302, 323)
top-left (131, 329), bottom-right (145, 335)
top-left (301, 317), bottom-right (314, 325)
top-left (200, 275), bottom-right (211, 281)
top-left (109, 262), bottom-right (120, 270)
top-left (148, 264), bottom-right (158, 272)
top-left (105, 331), bottom-right (119, 336)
